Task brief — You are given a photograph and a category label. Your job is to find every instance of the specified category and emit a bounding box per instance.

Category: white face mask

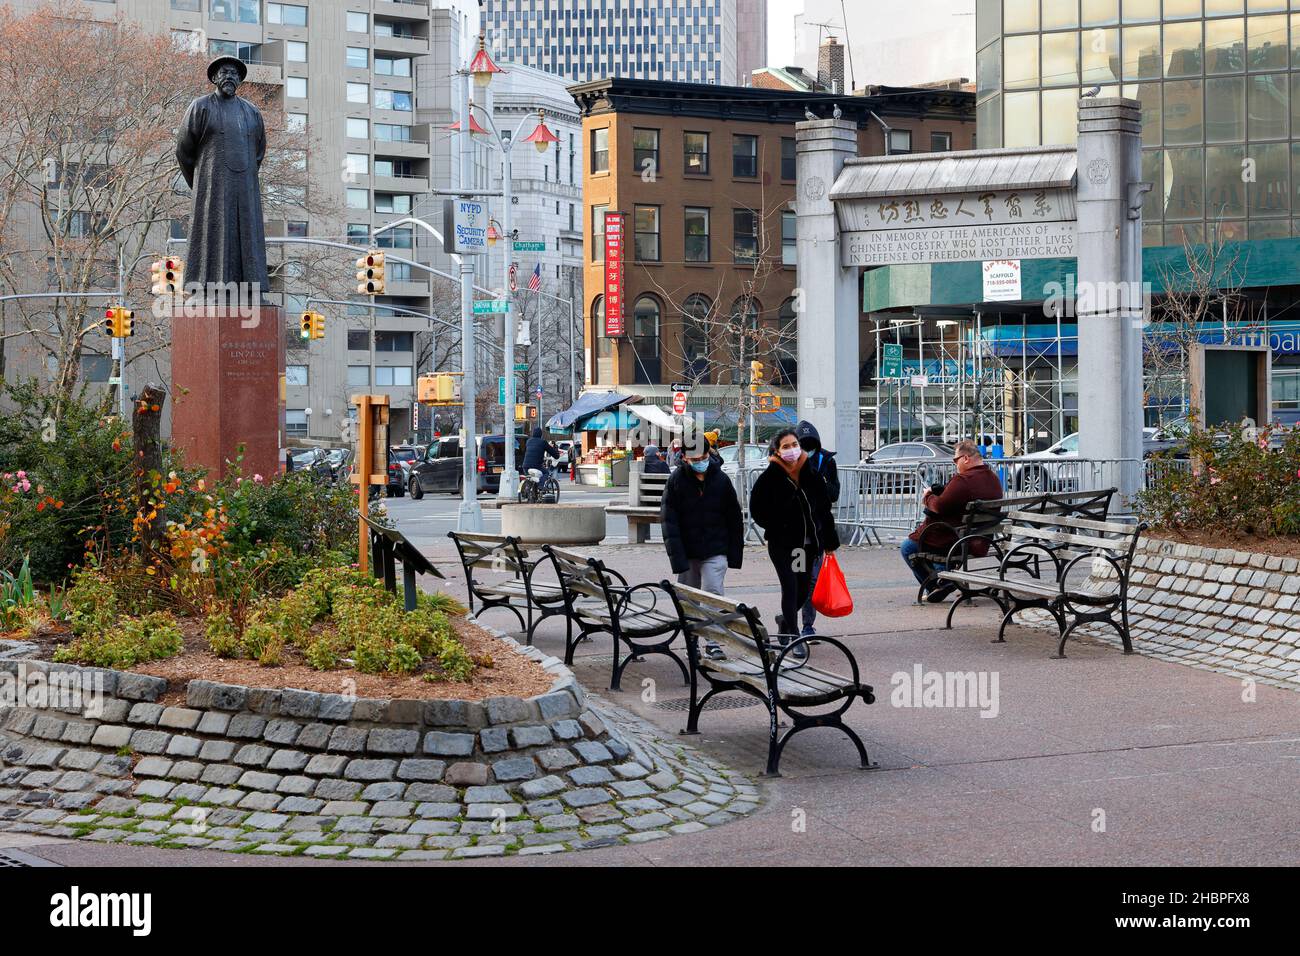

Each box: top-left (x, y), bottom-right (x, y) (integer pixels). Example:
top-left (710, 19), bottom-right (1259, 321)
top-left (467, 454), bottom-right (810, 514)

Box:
top-left (779, 447), bottom-right (801, 463)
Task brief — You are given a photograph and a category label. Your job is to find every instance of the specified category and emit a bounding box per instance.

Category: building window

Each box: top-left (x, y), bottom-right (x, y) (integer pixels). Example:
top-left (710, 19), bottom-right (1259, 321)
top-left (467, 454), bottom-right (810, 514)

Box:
top-left (346, 11), bottom-right (368, 33)
top-left (376, 331), bottom-right (413, 352)
top-left (592, 295), bottom-right (611, 359)
top-left (347, 223), bottom-right (369, 244)
top-left (267, 3), bottom-right (306, 26)
top-left (681, 294), bottom-right (711, 378)
top-left (283, 40), bottom-right (307, 63)
top-left (889, 129), bottom-right (913, 154)
top-left (781, 137), bottom-right (796, 180)
top-left (285, 409), bottom-right (308, 437)
top-left (285, 364), bottom-right (308, 385)
top-left (733, 134), bottom-right (758, 177)
top-left (374, 194), bottom-right (412, 214)
top-left (347, 82), bottom-right (369, 104)
top-left (930, 131), bottom-right (952, 152)
top-left (684, 207), bottom-right (710, 262)
top-left (79, 354), bottom-right (112, 383)
top-left (346, 366), bottom-right (370, 387)
top-left (375, 123), bottom-right (412, 142)
top-left (733, 208), bottom-right (758, 263)
top-left (171, 0), bottom-right (201, 10)
top-left (347, 329), bottom-right (369, 351)
top-left (375, 90), bottom-right (412, 112)
top-left (346, 188), bottom-right (368, 210)
top-left (346, 46), bottom-right (368, 69)
top-left (345, 153), bottom-right (368, 177)
top-left (211, 1), bottom-right (259, 25)
top-left (684, 131), bottom-right (709, 174)
top-left (346, 117), bottom-right (369, 139)
top-left (286, 76), bottom-right (307, 98)
top-left (781, 210), bottom-right (796, 266)
top-left (375, 226), bottom-right (412, 249)
top-left (375, 366), bottom-right (413, 387)
top-left (632, 128), bottom-right (659, 175)
top-left (375, 56), bottom-right (412, 77)
top-left (287, 112), bottom-right (307, 131)
top-left (633, 296), bottom-right (661, 383)
top-left (286, 220), bottom-right (308, 238)
top-left (591, 127), bottom-right (609, 173)
top-left (634, 205), bottom-right (660, 261)
top-left (592, 204), bottom-right (608, 261)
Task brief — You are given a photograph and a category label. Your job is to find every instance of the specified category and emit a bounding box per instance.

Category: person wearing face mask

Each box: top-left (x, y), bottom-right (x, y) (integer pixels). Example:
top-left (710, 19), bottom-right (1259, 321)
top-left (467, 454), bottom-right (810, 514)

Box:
top-left (660, 436), bottom-right (744, 660)
top-left (793, 420), bottom-right (839, 639)
top-left (748, 428), bottom-right (840, 662)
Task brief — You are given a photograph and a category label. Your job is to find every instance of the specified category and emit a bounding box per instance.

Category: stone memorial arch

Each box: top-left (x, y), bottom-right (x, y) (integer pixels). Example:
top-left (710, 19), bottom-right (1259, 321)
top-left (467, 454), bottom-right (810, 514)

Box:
top-left (795, 97), bottom-right (1146, 501)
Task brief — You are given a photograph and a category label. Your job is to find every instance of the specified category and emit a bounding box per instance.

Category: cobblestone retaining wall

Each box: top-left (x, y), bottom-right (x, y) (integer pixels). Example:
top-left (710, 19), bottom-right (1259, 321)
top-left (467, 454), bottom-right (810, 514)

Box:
top-left (1070, 538), bottom-right (1300, 688)
top-left (0, 631), bottom-right (756, 859)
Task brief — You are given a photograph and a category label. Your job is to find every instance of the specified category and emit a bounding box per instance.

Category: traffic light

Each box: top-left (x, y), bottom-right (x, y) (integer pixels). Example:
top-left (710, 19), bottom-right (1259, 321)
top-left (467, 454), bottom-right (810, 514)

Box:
top-left (150, 257), bottom-right (183, 296)
top-left (514, 403), bottom-right (528, 422)
top-left (299, 311), bottom-right (324, 340)
top-left (750, 360), bottom-right (764, 394)
top-left (356, 251), bottom-right (385, 296)
top-left (101, 306), bottom-right (134, 338)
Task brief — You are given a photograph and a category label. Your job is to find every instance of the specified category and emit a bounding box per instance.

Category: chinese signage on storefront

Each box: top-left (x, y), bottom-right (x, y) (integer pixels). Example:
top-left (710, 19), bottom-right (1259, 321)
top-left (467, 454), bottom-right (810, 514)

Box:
top-left (604, 211), bottom-right (625, 336)
top-left (839, 188), bottom-right (1076, 267)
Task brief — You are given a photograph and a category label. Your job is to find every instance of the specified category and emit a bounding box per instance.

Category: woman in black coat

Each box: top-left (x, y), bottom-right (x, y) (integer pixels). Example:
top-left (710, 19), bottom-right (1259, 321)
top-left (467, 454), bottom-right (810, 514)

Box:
top-left (748, 428), bottom-right (840, 661)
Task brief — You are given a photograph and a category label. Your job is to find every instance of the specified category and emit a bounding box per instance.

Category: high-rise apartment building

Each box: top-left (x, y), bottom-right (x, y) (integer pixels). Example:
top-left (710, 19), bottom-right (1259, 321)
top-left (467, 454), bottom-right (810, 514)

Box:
top-left (484, 0), bottom-right (741, 85)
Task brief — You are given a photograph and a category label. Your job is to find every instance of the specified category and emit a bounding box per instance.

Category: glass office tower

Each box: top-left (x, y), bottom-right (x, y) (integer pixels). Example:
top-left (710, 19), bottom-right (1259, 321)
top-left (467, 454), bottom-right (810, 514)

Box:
top-left (977, 0), bottom-right (1297, 245)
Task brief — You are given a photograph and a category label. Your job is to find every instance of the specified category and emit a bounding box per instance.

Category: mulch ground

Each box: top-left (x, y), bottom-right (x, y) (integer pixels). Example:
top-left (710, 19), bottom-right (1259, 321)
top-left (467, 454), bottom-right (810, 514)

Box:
top-left (19, 614), bottom-right (555, 706)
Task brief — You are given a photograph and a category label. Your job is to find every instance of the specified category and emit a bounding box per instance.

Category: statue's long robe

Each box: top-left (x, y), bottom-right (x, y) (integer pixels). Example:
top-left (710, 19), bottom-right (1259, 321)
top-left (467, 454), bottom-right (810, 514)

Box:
top-left (175, 91), bottom-right (269, 294)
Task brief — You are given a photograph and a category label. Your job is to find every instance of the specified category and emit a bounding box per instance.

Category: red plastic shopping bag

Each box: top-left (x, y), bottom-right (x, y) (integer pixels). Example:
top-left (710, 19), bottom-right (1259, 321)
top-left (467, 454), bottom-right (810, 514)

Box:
top-left (811, 552), bottom-right (853, 617)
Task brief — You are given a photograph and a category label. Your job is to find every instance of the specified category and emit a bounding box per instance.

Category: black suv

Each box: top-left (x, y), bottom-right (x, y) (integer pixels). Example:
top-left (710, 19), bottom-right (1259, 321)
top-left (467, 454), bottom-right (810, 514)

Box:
top-left (407, 434), bottom-right (528, 498)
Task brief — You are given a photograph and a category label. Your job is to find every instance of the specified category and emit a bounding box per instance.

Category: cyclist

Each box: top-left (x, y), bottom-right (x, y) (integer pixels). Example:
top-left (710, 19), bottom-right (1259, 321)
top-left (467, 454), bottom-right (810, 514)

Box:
top-left (521, 426), bottom-right (559, 482)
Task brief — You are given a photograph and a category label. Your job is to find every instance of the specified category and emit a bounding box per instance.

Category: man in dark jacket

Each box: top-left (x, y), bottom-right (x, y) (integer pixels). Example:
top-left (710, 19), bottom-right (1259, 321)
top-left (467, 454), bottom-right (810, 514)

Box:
top-left (521, 427), bottom-right (559, 478)
top-left (661, 438), bottom-right (744, 658)
top-left (642, 444), bottom-right (670, 474)
top-left (903, 438), bottom-right (1003, 601)
top-left (795, 420), bottom-right (839, 636)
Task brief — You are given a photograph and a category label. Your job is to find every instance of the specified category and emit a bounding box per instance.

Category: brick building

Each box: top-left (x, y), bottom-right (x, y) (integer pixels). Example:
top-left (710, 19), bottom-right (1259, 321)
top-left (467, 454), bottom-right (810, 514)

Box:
top-left (569, 78), bottom-right (975, 401)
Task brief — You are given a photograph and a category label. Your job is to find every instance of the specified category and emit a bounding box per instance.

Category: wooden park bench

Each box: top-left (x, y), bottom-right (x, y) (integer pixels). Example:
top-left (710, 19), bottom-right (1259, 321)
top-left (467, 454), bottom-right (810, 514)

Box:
top-left (916, 488), bottom-right (1117, 625)
top-left (662, 581), bottom-right (875, 777)
top-left (605, 465), bottom-right (670, 543)
top-left (937, 509), bottom-right (1147, 658)
top-left (363, 515), bottom-right (444, 610)
top-left (446, 531), bottom-right (569, 646)
top-left (542, 545), bottom-right (688, 691)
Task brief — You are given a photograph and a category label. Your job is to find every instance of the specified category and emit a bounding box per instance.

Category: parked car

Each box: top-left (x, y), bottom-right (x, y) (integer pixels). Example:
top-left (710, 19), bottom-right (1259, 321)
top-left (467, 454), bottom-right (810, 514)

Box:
top-left (862, 441), bottom-right (956, 466)
top-left (289, 447), bottom-right (333, 484)
top-left (1009, 428), bottom-right (1190, 491)
top-left (324, 447), bottom-right (353, 485)
top-left (407, 434), bottom-right (529, 498)
top-left (389, 445), bottom-right (420, 492)
top-left (716, 442), bottom-right (769, 483)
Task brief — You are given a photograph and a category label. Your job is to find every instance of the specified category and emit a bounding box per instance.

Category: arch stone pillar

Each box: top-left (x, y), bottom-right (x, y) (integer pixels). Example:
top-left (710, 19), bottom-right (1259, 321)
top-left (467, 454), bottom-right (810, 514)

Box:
top-left (795, 118), bottom-right (860, 459)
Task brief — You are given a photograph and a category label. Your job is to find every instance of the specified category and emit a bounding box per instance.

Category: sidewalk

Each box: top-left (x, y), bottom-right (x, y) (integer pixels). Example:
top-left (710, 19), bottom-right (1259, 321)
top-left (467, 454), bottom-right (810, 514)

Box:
top-left (12, 541), bottom-right (1300, 866)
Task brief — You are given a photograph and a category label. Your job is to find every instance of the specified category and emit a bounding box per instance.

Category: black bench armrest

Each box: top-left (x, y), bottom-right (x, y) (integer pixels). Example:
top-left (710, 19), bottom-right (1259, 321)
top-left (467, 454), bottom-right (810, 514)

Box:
top-left (612, 581), bottom-right (669, 617)
top-left (770, 635), bottom-right (872, 701)
top-left (943, 530), bottom-right (1003, 569)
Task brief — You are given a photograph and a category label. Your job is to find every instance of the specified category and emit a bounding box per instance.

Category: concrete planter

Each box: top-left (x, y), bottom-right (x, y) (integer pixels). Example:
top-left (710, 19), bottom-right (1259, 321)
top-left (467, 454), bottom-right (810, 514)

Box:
top-left (500, 502), bottom-right (605, 545)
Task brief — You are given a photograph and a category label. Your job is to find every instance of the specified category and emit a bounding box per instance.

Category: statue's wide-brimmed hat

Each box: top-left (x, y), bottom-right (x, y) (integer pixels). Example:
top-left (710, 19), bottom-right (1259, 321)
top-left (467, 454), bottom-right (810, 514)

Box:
top-left (207, 55), bottom-right (248, 84)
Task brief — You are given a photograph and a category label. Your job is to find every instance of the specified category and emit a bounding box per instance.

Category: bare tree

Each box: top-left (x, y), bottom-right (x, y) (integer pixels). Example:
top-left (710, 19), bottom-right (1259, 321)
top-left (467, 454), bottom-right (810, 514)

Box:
top-left (1145, 228), bottom-right (1255, 427)
top-left (0, 2), bottom-right (330, 411)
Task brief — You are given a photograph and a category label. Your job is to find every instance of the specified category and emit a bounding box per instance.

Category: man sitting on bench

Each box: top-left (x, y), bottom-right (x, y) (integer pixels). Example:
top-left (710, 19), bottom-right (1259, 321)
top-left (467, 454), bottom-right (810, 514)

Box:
top-left (902, 439), bottom-right (1003, 603)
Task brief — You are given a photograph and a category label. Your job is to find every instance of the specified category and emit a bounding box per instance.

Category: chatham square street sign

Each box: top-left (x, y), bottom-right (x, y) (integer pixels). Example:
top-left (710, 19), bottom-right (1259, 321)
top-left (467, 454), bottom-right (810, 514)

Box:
top-left (828, 145), bottom-right (1078, 268)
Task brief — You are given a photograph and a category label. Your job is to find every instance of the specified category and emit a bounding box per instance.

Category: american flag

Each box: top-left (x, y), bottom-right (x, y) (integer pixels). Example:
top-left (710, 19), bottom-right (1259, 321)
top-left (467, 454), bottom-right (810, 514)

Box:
top-left (527, 262), bottom-right (541, 292)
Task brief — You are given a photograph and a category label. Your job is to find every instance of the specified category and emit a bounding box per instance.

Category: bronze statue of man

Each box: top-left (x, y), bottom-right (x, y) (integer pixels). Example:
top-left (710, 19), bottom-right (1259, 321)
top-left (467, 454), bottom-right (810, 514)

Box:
top-left (175, 55), bottom-right (269, 300)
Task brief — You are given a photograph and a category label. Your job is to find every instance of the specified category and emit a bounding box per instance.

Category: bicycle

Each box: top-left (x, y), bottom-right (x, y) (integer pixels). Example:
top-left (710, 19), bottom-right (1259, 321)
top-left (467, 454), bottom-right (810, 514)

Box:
top-left (518, 466), bottom-right (560, 504)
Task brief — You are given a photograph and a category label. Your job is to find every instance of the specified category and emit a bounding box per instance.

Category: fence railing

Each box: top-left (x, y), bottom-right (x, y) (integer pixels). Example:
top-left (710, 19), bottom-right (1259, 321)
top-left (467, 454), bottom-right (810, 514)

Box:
top-left (735, 456), bottom-right (1189, 547)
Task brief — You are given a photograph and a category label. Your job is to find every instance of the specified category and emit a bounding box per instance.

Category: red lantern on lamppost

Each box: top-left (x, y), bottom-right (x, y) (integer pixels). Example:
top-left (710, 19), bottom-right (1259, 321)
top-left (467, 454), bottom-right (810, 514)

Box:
top-left (520, 110), bottom-right (560, 154)
top-left (470, 34), bottom-right (504, 90)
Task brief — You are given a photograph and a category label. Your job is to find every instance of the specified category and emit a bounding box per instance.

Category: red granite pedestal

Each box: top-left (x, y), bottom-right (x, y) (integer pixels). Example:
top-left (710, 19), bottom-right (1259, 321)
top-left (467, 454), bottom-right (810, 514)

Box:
top-left (170, 306), bottom-right (285, 481)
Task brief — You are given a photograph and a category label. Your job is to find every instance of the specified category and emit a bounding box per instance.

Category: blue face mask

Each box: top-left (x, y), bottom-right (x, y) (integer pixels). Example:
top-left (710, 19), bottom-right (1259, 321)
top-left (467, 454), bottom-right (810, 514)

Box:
top-left (689, 459), bottom-right (710, 473)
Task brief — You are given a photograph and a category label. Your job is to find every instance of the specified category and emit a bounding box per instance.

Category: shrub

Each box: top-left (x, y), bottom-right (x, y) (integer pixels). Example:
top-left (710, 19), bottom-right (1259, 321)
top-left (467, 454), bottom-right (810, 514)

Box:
top-left (203, 605), bottom-right (241, 657)
top-left (417, 591), bottom-right (467, 617)
top-left (53, 611), bottom-right (183, 668)
top-left (1138, 423), bottom-right (1300, 537)
top-left (64, 569), bottom-right (119, 637)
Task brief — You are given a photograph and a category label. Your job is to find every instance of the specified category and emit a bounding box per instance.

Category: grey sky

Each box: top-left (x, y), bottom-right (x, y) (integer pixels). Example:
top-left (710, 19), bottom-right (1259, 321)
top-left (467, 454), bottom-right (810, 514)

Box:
top-left (767, 0), bottom-right (976, 88)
